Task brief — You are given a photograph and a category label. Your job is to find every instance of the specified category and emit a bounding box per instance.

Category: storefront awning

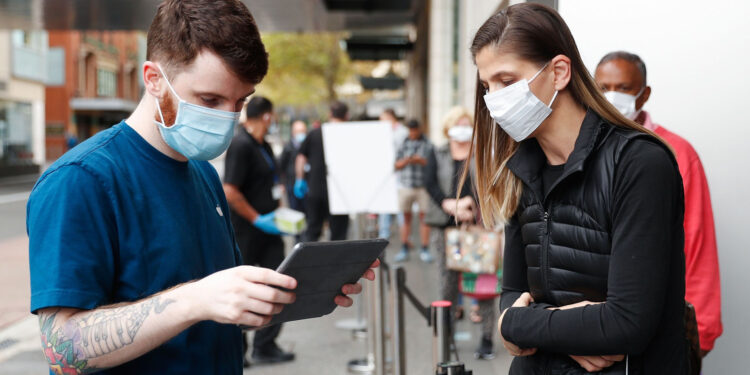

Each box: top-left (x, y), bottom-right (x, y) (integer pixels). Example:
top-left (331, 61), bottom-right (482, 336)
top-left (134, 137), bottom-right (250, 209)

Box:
top-left (70, 97), bottom-right (137, 112)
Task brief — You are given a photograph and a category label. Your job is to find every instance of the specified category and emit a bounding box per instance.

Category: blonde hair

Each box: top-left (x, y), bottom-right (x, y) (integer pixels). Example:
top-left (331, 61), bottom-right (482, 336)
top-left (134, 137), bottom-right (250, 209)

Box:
top-left (441, 106), bottom-right (473, 139)
top-left (462, 3), bottom-right (669, 228)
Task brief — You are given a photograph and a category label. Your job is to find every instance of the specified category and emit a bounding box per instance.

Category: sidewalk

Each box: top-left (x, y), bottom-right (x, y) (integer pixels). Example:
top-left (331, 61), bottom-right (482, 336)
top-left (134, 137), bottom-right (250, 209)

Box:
top-left (0, 235), bottom-right (32, 330)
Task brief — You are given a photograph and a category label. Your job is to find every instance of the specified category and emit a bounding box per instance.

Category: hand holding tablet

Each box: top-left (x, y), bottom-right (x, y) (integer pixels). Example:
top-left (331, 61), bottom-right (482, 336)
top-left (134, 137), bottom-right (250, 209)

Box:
top-left (268, 239), bottom-right (387, 325)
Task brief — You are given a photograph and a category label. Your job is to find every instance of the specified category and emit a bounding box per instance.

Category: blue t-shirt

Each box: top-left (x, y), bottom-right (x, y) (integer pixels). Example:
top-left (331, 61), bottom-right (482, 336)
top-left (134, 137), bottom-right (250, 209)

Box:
top-left (27, 121), bottom-right (243, 374)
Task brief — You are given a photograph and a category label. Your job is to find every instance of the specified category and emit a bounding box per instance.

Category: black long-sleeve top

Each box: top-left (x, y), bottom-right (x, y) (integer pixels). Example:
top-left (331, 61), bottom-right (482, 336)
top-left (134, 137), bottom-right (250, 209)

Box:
top-left (499, 113), bottom-right (687, 373)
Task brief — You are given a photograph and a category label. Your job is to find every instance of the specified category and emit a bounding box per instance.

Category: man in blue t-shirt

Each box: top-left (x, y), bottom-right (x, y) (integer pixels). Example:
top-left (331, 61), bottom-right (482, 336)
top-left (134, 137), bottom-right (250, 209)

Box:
top-left (26, 1), bottom-right (375, 374)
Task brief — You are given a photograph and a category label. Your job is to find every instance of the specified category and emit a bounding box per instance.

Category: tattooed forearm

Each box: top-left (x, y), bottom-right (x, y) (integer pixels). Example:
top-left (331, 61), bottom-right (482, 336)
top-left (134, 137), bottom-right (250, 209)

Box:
top-left (38, 297), bottom-right (175, 373)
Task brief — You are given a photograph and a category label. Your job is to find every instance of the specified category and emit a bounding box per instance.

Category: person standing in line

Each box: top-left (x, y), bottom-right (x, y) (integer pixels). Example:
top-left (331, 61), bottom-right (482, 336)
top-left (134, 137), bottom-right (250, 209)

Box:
top-left (223, 96), bottom-right (294, 366)
top-left (26, 1), bottom-right (373, 373)
top-left (424, 106), bottom-right (499, 359)
top-left (279, 119), bottom-right (309, 221)
top-left (595, 51), bottom-right (722, 357)
top-left (393, 119), bottom-right (434, 263)
top-left (377, 108), bottom-right (409, 240)
top-left (293, 101), bottom-right (350, 241)
top-left (468, 4), bottom-right (687, 373)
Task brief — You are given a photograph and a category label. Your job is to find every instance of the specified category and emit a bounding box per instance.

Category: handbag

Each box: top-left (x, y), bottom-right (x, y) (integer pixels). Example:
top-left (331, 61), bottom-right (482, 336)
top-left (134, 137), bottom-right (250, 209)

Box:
top-left (458, 269), bottom-right (503, 300)
top-left (444, 224), bottom-right (503, 274)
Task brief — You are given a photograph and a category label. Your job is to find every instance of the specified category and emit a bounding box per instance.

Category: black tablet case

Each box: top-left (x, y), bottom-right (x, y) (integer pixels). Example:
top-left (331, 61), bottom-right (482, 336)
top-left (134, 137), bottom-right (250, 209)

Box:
top-left (269, 239), bottom-right (387, 325)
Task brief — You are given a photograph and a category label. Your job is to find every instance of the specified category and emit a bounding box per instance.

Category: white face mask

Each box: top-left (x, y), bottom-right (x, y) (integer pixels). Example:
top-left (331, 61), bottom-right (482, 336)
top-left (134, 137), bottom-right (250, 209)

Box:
top-left (483, 62), bottom-right (558, 142)
top-left (448, 125), bottom-right (473, 142)
top-left (603, 87), bottom-right (645, 120)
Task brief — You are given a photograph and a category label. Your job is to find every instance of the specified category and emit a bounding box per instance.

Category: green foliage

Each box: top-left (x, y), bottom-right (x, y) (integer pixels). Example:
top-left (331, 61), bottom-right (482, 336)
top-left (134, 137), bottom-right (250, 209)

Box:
top-left (258, 32), bottom-right (353, 107)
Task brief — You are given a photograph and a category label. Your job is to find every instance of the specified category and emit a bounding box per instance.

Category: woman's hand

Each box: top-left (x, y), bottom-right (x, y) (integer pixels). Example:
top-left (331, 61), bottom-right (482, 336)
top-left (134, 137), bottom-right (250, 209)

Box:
top-left (549, 300), bottom-right (625, 372)
top-left (498, 292), bottom-right (537, 357)
top-left (441, 199), bottom-right (457, 216)
top-left (569, 354), bottom-right (625, 373)
top-left (455, 196), bottom-right (475, 222)
top-left (548, 300), bottom-right (601, 310)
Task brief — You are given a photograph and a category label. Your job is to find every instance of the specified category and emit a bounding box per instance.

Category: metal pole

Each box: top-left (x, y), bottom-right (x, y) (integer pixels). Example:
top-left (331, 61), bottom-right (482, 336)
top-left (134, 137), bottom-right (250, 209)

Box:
top-left (372, 265), bottom-right (385, 375)
top-left (347, 214), bottom-right (375, 374)
top-left (391, 266), bottom-right (406, 375)
top-left (431, 301), bottom-right (452, 368)
top-left (348, 214), bottom-right (385, 374)
top-left (348, 276), bottom-right (375, 373)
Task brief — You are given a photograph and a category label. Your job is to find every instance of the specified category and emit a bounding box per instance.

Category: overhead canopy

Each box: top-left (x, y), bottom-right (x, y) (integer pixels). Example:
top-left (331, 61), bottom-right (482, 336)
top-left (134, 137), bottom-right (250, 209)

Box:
top-left (345, 35), bottom-right (413, 61)
top-left (0, 0), bottom-right (421, 31)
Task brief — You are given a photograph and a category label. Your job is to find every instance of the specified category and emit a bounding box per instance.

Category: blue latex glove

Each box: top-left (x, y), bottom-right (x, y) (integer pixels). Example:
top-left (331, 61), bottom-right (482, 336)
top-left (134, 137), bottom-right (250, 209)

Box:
top-left (253, 212), bottom-right (282, 235)
top-left (294, 179), bottom-right (308, 199)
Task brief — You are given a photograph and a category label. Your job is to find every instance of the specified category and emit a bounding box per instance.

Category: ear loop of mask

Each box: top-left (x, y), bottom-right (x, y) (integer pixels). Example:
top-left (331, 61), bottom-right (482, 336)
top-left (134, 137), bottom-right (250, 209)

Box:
top-left (154, 63), bottom-right (180, 126)
top-left (528, 62), bottom-right (558, 108)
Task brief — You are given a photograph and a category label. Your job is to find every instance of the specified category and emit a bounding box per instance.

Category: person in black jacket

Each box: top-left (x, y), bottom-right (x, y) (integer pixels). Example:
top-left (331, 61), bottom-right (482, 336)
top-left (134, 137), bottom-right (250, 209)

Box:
top-left (465, 3), bottom-right (688, 374)
top-left (279, 120), bottom-right (308, 225)
top-left (223, 97), bottom-right (294, 366)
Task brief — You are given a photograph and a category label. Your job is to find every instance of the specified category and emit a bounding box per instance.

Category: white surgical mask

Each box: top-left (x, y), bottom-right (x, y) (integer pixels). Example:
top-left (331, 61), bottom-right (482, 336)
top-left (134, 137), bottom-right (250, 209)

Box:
top-left (154, 64), bottom-right (240, 160)
top-left (603, 87), bottom-right (645, 120)
top-left (448, 126), bottom-right (473, 142)
top-left (483, 62), bottom-right (558, 142)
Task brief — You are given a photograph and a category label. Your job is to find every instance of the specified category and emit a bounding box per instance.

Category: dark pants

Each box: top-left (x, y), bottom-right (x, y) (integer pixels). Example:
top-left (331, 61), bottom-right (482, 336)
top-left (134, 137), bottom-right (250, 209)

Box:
top-left (303, 194), bottom-right (349, 242)
top-left (234, 223), bottom-right (285, 353)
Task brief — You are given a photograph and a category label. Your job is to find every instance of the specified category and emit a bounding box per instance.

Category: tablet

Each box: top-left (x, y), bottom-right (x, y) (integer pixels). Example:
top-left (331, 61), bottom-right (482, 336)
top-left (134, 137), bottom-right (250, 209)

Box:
top-left (268, 238), bottom-right (388, 325)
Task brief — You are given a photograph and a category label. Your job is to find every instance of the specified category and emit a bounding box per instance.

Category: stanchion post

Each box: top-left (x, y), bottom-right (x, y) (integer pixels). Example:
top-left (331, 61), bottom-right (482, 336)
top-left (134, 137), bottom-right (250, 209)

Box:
top-left (391, 266), bottom-right (406, 375)
top-left (431, 301), bottom-right (452, 369)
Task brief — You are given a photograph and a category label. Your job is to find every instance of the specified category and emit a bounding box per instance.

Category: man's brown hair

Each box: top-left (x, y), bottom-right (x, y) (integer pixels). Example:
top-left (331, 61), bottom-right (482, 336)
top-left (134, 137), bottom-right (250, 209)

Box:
top-left (147, 0), bottom-right (268, 84)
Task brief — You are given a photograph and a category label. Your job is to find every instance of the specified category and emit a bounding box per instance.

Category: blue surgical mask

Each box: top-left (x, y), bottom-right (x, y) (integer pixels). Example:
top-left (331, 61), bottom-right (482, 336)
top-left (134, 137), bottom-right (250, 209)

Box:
top-left (294, 133), bottom-right (306, 145)
top-left (154, 64), bottom-right (240, 160)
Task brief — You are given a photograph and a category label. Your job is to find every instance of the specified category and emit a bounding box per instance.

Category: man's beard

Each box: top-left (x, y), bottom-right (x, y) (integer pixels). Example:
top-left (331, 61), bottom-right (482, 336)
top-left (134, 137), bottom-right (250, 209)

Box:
top-left (155, 91), bottom-right (178, 127)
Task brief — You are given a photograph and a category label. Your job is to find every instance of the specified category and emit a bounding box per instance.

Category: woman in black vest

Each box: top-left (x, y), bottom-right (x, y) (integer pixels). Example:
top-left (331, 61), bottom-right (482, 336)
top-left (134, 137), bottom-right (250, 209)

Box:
top-left (463, 3), bottom-right (687, 374)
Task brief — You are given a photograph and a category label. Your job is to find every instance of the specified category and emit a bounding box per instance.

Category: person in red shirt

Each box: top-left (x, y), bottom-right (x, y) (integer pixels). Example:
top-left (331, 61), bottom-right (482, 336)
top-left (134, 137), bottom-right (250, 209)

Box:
top-left (595, 51), bottom-right (723, 356)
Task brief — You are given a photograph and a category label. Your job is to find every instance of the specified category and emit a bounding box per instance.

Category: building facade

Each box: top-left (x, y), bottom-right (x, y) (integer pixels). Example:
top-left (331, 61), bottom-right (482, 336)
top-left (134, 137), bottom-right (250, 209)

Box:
top-left (0, 30), bottom-right (48, 177)
top-left (45, 31), bottom-right (145, 161)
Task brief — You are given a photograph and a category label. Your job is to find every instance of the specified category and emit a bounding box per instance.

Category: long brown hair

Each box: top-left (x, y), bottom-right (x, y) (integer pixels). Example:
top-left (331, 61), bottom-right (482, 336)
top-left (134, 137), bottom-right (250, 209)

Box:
top-left (461, 3), bottom-right (665, 228)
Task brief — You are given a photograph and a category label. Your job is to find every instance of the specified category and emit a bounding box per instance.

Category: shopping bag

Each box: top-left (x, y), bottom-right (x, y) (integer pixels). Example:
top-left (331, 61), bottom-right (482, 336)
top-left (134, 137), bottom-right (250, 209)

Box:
top-left (444, 225), bottom-right (503, 274)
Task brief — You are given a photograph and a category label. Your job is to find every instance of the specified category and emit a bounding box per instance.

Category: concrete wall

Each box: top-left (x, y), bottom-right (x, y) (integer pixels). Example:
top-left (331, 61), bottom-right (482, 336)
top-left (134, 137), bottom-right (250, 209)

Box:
top-left (427, 0), bottom-right (501, 144)
top-left (558, 0), bottom-right (750, 372)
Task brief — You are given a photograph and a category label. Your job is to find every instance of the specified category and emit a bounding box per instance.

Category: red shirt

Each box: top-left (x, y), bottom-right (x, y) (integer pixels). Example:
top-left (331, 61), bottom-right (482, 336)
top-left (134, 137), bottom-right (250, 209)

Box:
top-left (643, 111), bottom-right (723, 350)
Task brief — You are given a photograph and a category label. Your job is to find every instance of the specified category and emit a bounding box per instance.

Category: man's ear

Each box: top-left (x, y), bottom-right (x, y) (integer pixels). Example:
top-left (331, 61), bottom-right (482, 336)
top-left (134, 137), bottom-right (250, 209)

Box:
top-left (636, 86), bottom-right (651, 110)
top-left (551, 54), bottom-right (572, 92)
top-left (143, 61), bottom-right (164, 99)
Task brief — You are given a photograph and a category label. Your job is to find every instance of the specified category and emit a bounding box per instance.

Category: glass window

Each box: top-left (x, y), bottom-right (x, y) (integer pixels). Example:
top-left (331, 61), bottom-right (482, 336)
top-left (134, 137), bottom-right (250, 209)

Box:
top-left (0, 100), bottom-right (34, 166)
top-left (97, 69), bottom-right (117, 97)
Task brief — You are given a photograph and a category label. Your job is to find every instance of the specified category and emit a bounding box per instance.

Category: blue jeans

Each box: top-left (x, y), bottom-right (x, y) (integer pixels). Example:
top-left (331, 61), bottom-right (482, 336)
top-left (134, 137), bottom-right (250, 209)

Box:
top-left (378, 213), bottom-right (404, 239)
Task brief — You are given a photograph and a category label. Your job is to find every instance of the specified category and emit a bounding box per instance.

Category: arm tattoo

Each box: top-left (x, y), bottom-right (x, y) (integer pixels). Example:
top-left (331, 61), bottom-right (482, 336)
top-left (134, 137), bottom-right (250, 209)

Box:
top-left (39, 297), bottom-right (175, 374)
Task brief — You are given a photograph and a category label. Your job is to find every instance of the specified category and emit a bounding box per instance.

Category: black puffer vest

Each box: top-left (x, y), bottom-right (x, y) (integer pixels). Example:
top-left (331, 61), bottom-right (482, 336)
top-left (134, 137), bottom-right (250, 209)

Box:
top-left (510, 110), bottom-right (665, 306)
top-left (505, 110), bottom-right (686, 374)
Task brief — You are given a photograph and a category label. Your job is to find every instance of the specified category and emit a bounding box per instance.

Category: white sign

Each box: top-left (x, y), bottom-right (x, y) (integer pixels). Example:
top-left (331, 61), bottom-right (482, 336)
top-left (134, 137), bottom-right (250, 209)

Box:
top-left (322, 121), bottom-right (400, 215)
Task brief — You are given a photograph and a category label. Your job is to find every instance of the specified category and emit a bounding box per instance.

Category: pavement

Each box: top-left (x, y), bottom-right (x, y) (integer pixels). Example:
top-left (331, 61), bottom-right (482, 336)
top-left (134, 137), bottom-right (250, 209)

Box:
top-left (0, 171), bottom-right (512, 374)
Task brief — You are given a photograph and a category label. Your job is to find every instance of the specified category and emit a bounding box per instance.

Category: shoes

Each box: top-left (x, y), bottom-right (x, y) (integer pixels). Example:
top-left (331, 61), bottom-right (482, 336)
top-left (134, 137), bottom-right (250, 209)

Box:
top-left (419, 248), bottom-right (434, 263)
top-left (251, 344), bottom-right (295, 364)
top-left (474, 336), bottom-right (495, 360)
top-left (394, 248), bottom-right (410, 262)
top-left (243, 358), bottom-right (251, 368)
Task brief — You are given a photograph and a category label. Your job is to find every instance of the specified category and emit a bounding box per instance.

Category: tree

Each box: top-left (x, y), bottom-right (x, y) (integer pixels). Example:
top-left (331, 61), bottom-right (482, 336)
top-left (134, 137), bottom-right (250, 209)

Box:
top-left (258, 32), bottom-right (353, 107)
